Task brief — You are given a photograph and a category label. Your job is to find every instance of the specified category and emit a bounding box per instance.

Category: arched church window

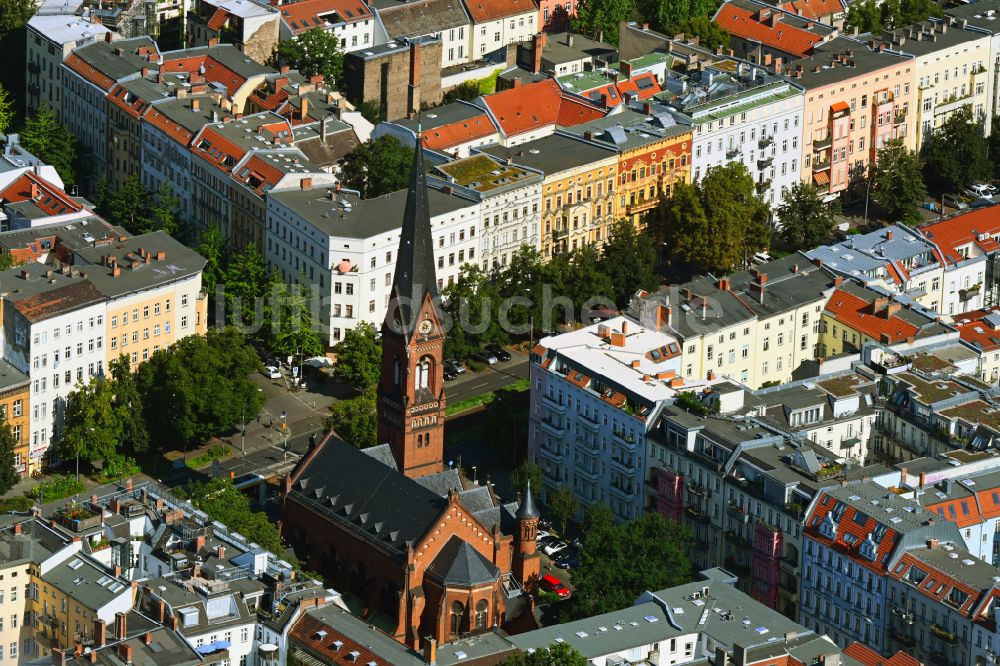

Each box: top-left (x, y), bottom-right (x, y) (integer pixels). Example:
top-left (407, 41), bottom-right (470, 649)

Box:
top-left (450, 601), bottom-right (464, 638)
top-left (475, 599), bottom-right (488, 630)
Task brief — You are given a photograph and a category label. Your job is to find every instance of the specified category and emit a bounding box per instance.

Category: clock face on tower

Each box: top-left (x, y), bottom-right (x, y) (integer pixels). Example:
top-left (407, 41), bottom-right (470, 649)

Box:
top-left (418, 319), bottom-right (433, 336)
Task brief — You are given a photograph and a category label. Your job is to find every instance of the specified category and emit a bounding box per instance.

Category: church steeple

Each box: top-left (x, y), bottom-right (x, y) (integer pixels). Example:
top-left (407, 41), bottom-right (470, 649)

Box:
top-left (388, 121), bottom-right (440, 338)
top-left (377, 126), bottom-right (447, 478)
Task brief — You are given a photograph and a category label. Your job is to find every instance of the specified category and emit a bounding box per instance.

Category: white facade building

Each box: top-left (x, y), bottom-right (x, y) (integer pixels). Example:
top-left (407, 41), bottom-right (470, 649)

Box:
top-left (25, 15), bottom-right (114, 118)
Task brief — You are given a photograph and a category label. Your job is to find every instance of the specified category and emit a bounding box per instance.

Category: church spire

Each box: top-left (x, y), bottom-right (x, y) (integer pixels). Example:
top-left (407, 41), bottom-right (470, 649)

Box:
top-left (388, 120), bottom-right (440, 338)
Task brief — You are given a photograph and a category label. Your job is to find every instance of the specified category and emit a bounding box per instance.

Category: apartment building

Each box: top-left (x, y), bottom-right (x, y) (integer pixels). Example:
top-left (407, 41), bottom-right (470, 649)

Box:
top-left (370, 0), bottom-right (472, 69)
top-left (528, 315), bottom-right (691, 522)
top-left (818, 281), bottom-right (952, 357)
top-left (185, 0), bottom-right (280, 63)
top-left (0, 361), bottom-right (31, 478)
top-left (799, 481), bottom-right (963, 652)
top-left (511, 568), bottom-right (843, 666)
top-left (463, 0), bottom-right (537, 59)
top-left (715, 0), bottom-right (838, 63)
top-left (947, 0), bottom-right (1000, 135)
top-left (954, 309), bottom-right (1000, 382)
top-left (376, 102), bottom-right (501, 158)
top-left (918, 207), bottom-right (999, 316)
top-left (0, 167), bottom-right (87, 231)
top-left (648, 373), bottom-right (878, 619)
top-left (481, 133), bottom-right (619, 259)
top-left (505, 32), bottom-right (617, 80)
top-left (265, 181), bottom-right (479, 344)
top-left (881, 18), bottom-right (992, 148)
top-left (61, 37), bottom-right (160, 194)
top-left (651, 40), bottom-right (805, 215)
top-left (25, 16), bottom-right (114, 118)
top-left (643, 254), bottom-right (836, 389)
top-left (790, 37), bottom-right (915, 198)
top-left (432, 154), bottom-right (542, 269)
top-left (560, 110), bottom-right (692, 226)
top-left (276, 0), bottom-right (376, 53)
top-left (476, 79), bottom-right (606, 146)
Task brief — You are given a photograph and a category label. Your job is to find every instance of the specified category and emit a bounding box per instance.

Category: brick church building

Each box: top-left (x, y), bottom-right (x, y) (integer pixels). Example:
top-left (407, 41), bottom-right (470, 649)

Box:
top-left (281, 133), bottom-right (540, 650)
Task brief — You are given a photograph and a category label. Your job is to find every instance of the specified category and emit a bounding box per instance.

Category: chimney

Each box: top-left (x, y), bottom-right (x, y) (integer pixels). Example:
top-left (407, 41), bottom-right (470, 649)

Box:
top-left (114, 611), bottom-right (127, 640)
top-left (13, 523), bottom-right (20, 535)
top-left (656, 304), bottom-right (670, 331)
top-left (833, 276), bottom-right (844, 286)
top-left (620, 60), bottom-right (633, 78)
top-left (424, 637), bottom-right (438, 665)
top-left (567, 34), bottom-right (574, 48)
top-left (216, 545), bottom-right (225, 559)
top-left (191, 98), bottom-right (200, 112)
top-left (774, 57), bottom-right (783, 75)
top-left (621, 321), bottom-right (628, 334)
top-left (919, 471), bottom-right (926, 488)
top-left (156, 599), bottom-right (166, 623)
top-left (51, 648), bottom-right (67, 666)
top-left (194, 535), bottom-right (206, 552)
top-left (927, 538), bottom-right (939, 549)
top-left (143, 631), bottom-right (153, 646)
top-left (300, 97), bottom-right (309, 121)
top-left (104, 31), bottom-right (112, 43)
top-left (532, 32), bottom-right (548, 73)
top-left (94, 619), bottom-right (107, 647)
top-left (717, 278), bottom-right (730, 291)
top-left (300, 177), bottom-right (313, 190)
top-left (408, 42), bottom-right (422, 115)
top-left (207, 37), bottom-right (218, 47)
top-left (116, 644), bottom-right (132, 664)
top-left (886, 229), bottom-right (893, 240)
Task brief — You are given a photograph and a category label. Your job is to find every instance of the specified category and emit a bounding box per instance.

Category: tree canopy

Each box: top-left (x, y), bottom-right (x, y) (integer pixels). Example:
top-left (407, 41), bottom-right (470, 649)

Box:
top-left (198, 226), bottom-right (227, 295)
top-left (0, 416), bottom-right (20, 494)
top-left (333, 321), bottom-right (382, 389)
top-left (110, 354), bottom-right (149, 454)
top-left (503, 643), bottom-right (588, 666)
top-left (548, 487), bottom-right (579, 534)
top-left (653, 163), bottom-right (769, 274)
top-left (509, 461), bottom-right (542, 497)
top-left (847, 0), bottom-right (941, 32)
top-left (599, 220), bottom-right (658, 308)
top-left (327, 387), bottom-right (377, 448)
top-left (561, 506), bottom-right (692, 620)
top-left (268, 282), bottom-right (325, 359)
top-left (871, 139), bottom-right (927, 225)
top-left (58, 376), bottom-right (121, 464)
top-left (19, 103), bottom-right (77, 185)
top-left (776, 181), bottom-right (836, 250)
top-left (180, 478), bottom-right (284, 554)
top-left (103, 176), bottom-right (181, 236)
top-left (571, 0), bottom-right (636, 44)
top-left (0, 83), bottom-right (13, 135)
top-left (274, 28), bottom-right (344, 88)
top-left (923, 106), bottom-right (991, 194)
top-left (341, 136), bottom-right (415, 199)
top-left (636, 0), bottom-right (717, 35)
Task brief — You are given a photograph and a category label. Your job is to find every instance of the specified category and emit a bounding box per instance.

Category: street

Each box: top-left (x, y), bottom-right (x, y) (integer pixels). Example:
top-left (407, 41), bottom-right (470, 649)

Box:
top-left (445, 349), bottom-right (530, 403)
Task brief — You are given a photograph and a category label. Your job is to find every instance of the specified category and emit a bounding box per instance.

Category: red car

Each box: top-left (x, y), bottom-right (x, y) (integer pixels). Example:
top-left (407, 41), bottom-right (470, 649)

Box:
top-left (539, 574), bottom-right (571, 599)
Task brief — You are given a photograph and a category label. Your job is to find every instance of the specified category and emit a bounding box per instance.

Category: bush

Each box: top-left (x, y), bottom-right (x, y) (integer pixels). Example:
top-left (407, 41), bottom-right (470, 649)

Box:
top-left (466, 359), bottom-right (487, 373)
top-left (94, 455), bottom-right (141, 484)
top-left (186, 445), bottom-right (232, 470)
top-left (27, 475), bottom-right (86, 501)
top-left (0, 497), bottom-right (33, 512)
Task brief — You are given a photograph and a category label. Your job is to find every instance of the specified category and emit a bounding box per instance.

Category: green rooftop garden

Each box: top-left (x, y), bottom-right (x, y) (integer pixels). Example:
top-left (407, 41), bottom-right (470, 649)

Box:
top-left (438, 155), bottom-right (526, 192)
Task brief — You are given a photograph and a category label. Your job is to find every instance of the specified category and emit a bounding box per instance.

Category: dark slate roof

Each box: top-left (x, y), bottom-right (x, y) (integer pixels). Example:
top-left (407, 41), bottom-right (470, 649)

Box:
top-left (418, 468), bottom-right (463, 496)
top-left (289, 434), bottom-right (447, 553)
top-left (370, 0), bottom-right (470, 39)
top-left (515, 480), bottom-right (538, 519)
top-left (388, 134), bottom-right (442, 338)
top-left (426, 535), bottom-right (500, 586)
top-left (361, 443), bottom-right (398, 470)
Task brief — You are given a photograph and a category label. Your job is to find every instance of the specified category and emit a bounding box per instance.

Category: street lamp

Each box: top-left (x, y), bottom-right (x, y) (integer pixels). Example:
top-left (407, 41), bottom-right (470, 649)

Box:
top-left (240, 399), bottom-right (247, 456)
top-left (472, 465), bottom-right (478, 484)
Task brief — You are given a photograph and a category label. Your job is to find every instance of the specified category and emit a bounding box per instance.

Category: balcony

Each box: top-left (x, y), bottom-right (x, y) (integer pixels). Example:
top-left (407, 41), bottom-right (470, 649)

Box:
top-left (755, 179), bottom-right (772, 193)
top-left (757, 156), bottom-right (773, 169)
top-left (687, 481), bottom-right (710, 498)
top-left (685, 505), bottom-right (711, 524)
top-left (758, 135), bottom-right (774, 148)
top-left (723, 556), bottom-right (750, 575)
top-left (813, 134), bottom-right (833, 149)
top-left (890, 606), bottom-right (914, 625)
top-left (539, 417), bottom-right (565, 437)
top-left (724, 530), bottom-right (751, 548)
top-left (894, 108), bottom-right (907, 125)
top-left (575, 464), bottom-right (599, 482)
top-left (541, 393), bottom-right (566, 413)
top-left (812, 159), bottom-right (831, 172)
top-left (610, 456), bottom-right (632, 473)
top-left (612, 429), bottom-right (637, 449)
top-left (726, 147), bottom-right (741, 159)
top-left (610, 478), bottom-right (634, 496)
top-left (930, 623), bottom-right (958, 645)
top-left (539, 440), bottom-right (564, 459)
top-left (890, 629), bottom-right (915, 648)
top-left (578, 411), bottom-right (600, 430)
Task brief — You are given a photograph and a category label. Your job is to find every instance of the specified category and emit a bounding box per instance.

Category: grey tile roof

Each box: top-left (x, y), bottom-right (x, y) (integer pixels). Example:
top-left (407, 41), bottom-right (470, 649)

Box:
top-left (790, 36), bottom-right (913, 90)
top-left (71, 37), bottom-right (159, 84)
top-left (881, 19), bottom-right (987, 57)
top-left (73, 231), bottom-right (207, 299)
top-left (480, 133), bottom-right (617, 175)
top-left (370, 0), bottom-right (470, 40)
top-left (426, 535), bottom-right (500, 586)
top-left (945, 0), bottom-right (1000, 34)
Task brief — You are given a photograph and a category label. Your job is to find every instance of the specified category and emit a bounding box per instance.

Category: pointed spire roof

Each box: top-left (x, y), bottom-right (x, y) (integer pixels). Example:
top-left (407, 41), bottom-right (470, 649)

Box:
top-left (516, 480), bottom-right (539, 520)
top-left (388, 119), bottom-right (440, 337)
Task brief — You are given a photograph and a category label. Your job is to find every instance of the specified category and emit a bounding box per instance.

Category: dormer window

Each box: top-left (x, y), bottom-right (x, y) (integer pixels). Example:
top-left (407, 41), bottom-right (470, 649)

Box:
top-left (858, 534), bottom-right (877, 561)
top-left (819, 513), bottom-right (837, 540)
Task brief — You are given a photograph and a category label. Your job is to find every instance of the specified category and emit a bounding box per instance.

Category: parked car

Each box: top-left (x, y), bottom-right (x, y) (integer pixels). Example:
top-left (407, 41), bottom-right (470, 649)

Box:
top-left (942, 193), bottom-right (969, 210)
top-left (538, 574), bottom-right (571, 599)
top-left (485, 344), bottom-right (511, 362)
top-left (443, 369), bottom-right (458, 381)
top-left (265, 365), bottom-right (281, 379)
top-left (543, 540), bottom-right (569, 557)
top-left (535, 529), bottom-right (551, 541)
top-left (554, 550), bottom-right (580, 570)
top-left (971, 197), bottom-right (995, 209)
top-left (966, 183), bottom-right (997, 198)
top-left (473, 350), bottom-right (498, 365)
top-left (444, 359), bottom-right (465, 375)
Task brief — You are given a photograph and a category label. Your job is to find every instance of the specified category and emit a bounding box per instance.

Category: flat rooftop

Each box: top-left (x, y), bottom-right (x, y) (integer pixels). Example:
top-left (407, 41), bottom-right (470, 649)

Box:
top-left (28, 14), bottom-right (111, 44)
top-left (434, 154), bottom-right (538, 193)
top-left (481, 133), bottom-right (618, 175)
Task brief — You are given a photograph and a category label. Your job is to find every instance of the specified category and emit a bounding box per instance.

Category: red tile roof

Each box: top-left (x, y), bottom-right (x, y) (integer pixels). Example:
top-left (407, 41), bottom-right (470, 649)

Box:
top-left (290, 612), bottom-right (399, 666)
top-left (64, 53), bottom-right (116, 91)
top-left (924, 496), bottom-right (983, 528)
top-left (615, 72), bottom-right (661, 100)
top-left (824, 287), bottom-right (918, 343)
top-left (714, 2), bottom-right (822, 58)
top-left (193, 126), bottom-right (250, 171)
top-left (463, 0), bottom-right (536, 22)
top-left (842, 643), bottom-right (921, 666)
top-left (206, 7), bottom-right (230, 30)
top-left (483, 80), bottom-right (604, 136)
top-left (780, 0), bottom-right (843, 20)
top-left (277, 0), bottom-right (371, 35)
top-left (0, 173), bottom-right (83, 216)
top-left (160, 55), bottom-right (248, 96)
top-left (233, 155), bottom-right (286, 194)
top-left (890, 550), bottom-right (986, 618)
top-left (804, 490), bottom-right (901, 574)
top-left (919, 206), bottom-right (1000, 266)
top-left (954, 309), bottom-right (1000, 353)
top-left (107, 83), bottom-right (150, 119)
top-left (143, 107), bottom-right (196, 147)
top-left (420, 113), bottom-right (496, 151)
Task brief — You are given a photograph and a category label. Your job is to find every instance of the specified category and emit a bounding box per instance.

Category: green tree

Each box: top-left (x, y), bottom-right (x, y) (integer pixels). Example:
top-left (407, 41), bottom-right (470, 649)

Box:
top-left (562, 509), bottom-right (692, 620)
top-left (59, 377), bottom-right (122, 465)
top-left (199, 225), bottom-right (227, 295)
top-left (0, 0), bottom-right (34, 42)
top-left (846, 0), bottom-right (884, 33)
top-left (275, 28), bottom-right (344, 87)
top-left (674, 15), bottom-right (730, 50)
top-left (548, 487), bottom-right (579, 534)
top-left (509, 461), bottom-right (542, 497)
top-left (871, 139), bottom-right (927, 225)
top-left (105, 175), bottom-right (148, 232)
top-left (655, 163), bottom-right (769, 274)
top-left (563, 245), bottom-right (615, 315)
top-left (636, 0), bottom-right (717, 35)
top-left (923, 105), bottom-right (991, 194)
top-left (895, 0), bottom-right (941, 25)
top-left (0, 83), bottom-right (13, 135)
top-left (180, 478), bottom-right (284, 553)
top-left (141, 181), bottom-right (181, 236)
top-left (0, 415), bottom-right (19, 494)
top-left (599, 220), bottom-right (657, 308)
top-left (109, 354), bottom-right (149, 454)
top-left (225, 243), bottom-right (272, 329)
top-left (268, 281), bottom-right (325, 359)
top-left (327, 388), bottom-right (377, 448)
top-left (137, 327), bottom-right (264, 448)
top-left (776, 181), bottom-right (836, 250)
top-left (571, 0), bottom-right (637, 44)
top-left (341, 136), bottom-right (415, 198)
top-left (442, 264), bottom-right (507, 361)
top-left (493, 245), bottom-right (544, 333)
top-left (503, 643), bottom-right (588, 666)
top-left (333, 321), bottom-right (381, 389)
top-left (19, 103), bottom-right (77, 185)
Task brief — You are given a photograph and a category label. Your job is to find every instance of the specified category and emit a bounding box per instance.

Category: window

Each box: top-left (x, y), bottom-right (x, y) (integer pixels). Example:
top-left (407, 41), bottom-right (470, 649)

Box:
top-left (475, 600), bottom-right (488, 629)
top-left (450, 602), bottom-right (464, 637)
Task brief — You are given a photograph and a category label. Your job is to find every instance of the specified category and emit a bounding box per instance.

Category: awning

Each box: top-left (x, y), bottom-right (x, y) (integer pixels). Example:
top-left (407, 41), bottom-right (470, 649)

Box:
top-left (291, 648), bottom-right (327, 666)
top-left (831, 101), bottom-right (849, 113)
top-left (813, 171), bottom-right (830, 185)
top-left (196, 640), bottom-right (231, 655)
